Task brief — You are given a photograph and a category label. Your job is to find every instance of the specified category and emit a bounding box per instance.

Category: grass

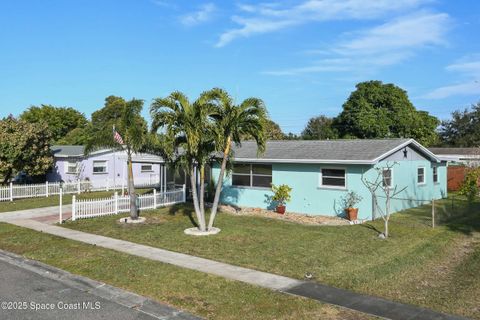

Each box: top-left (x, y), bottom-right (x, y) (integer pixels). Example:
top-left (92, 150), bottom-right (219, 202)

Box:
top-left (0, 223), bottom-right (371, 320)
top-left (0, 189), bottom-right (153, 213)
top-left (62, 196), bottom-right (480, 319)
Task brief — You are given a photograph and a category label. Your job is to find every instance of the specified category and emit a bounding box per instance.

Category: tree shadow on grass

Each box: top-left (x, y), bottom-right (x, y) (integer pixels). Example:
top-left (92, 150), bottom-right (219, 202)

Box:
top-left (167, 203), bottom-right (198, 228)
top-left (359, 223), bottom-right (383, 235)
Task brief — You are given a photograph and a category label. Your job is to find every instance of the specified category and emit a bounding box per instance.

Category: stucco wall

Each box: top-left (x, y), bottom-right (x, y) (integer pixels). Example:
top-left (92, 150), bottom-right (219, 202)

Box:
top-left (213, 158), bottom-right (447, 220)
top-left (213, 163), bottom-right (374, 219)
top-left (370, 159), bottom-right (447, 217)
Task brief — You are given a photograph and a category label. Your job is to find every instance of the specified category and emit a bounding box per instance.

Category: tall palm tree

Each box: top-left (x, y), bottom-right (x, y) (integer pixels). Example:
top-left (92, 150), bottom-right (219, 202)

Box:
top-left (205, 88), bottom-right (267, 230)
top-left (85, 97), bottom-right (148, 220)
top-left (150, 91), bottom-right (215, 231)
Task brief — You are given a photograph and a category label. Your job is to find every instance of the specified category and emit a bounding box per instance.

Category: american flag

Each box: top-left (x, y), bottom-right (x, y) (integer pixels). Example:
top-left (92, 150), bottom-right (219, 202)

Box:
top-left (113, 130), bottom-right (124, 145)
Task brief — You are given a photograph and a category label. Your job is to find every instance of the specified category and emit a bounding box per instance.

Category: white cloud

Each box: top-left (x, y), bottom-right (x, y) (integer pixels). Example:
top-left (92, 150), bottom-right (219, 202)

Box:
top-left (216, 0), bottom-right (429, 47)
top-left (423, 56), bottom-right (480, 99)
top-left (180, 3), bottom-right (216, 27)
top-left (263, 12), bottom-right (449, 76)
top-left (423, 82), bottom-right (480, 99)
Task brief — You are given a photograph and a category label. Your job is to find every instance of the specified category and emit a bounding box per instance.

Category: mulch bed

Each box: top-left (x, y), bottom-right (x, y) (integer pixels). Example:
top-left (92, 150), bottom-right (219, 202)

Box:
top-left (218, 204), bottom-right (351, 226)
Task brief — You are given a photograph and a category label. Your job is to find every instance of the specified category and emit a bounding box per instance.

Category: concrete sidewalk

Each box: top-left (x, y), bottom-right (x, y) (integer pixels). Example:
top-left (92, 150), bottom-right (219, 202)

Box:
top-left (0, 209), bottom-right (468, 320)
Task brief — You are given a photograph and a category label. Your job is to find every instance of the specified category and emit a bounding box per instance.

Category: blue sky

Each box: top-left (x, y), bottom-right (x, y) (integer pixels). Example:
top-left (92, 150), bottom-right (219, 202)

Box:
top-left (1, 0), bottom-right (479, 134)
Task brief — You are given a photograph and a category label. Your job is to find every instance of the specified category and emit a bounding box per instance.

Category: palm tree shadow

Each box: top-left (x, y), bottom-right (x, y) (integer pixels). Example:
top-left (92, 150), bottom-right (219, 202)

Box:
top-left (168, 204), bottom-right (199, 228)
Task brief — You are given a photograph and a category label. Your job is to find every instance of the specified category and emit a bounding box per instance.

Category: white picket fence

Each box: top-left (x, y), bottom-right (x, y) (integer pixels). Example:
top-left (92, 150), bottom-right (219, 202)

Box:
top-left (0, 178), bottom-right (167, 202)
top-left (71, 186), bottom-right (186, 221)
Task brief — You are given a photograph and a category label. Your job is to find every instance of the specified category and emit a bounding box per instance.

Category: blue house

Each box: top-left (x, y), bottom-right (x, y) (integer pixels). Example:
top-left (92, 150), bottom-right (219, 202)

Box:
top-left (212, 139), bottom-right (447, 220)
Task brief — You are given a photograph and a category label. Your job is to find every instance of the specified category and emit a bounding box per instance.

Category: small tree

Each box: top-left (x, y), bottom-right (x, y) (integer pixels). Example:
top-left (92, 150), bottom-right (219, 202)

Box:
top-left (361, 162), bottom-right (406, 238)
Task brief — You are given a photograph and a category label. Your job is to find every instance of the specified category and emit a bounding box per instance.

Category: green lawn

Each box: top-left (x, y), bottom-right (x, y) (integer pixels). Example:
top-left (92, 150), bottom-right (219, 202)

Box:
top-left (0, 189), bottom-right (153, 213)
top-left (0, 223), bottom-right (371, 320)
top-left (62, 196), bottom-right (480, 319)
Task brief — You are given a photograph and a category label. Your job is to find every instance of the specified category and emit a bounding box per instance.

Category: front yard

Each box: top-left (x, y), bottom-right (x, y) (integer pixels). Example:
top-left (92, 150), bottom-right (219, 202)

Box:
top-left (62, 195), bottom-right (480, 319)
top-left (0, 222), bottom-right (370, 320)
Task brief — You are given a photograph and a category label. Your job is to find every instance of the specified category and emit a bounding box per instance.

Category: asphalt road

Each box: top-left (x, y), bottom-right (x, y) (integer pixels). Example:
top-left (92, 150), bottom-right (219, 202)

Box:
top-left (0, 259), bottom-right (189, 320)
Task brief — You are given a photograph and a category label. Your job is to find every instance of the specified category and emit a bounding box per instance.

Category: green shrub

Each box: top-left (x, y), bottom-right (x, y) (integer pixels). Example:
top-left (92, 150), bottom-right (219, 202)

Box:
top-left (271, 184), bottom-right (292, 206)
top-left (459, 168), bottom-right (480, 203)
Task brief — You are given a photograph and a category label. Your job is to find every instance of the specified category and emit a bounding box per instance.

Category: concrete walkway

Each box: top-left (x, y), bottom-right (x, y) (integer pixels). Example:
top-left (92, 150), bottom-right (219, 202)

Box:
top-left (0, 208), bottom-right (468, 320)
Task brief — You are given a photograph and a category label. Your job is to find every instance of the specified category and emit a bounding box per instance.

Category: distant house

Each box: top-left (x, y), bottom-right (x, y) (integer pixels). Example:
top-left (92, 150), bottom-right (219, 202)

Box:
top-left (428, 147), bottom-right (480, 166)
top-left (213, 139), bottom-right (447, 220)
top-left (428, 147), bottom-right (480, 191)
top-left (47, 145), bottom-right (177, 190)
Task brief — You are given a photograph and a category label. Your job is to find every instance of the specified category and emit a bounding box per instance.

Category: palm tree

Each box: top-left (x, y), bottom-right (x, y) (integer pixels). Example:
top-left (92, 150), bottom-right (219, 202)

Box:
top-left (205, 88), bottom-right (267, 230)
top-left (150, 91), bottom-right (215, 231)
top-left (85, 97), bottom-right (148, 220)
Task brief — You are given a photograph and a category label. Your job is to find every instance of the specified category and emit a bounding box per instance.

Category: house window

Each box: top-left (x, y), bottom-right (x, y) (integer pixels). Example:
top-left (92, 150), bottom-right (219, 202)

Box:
top-left (93, 160), bottom-right (107, 174)
top-left (417, 167), bottom-right (425, 184)
top-left (66, 161), bottom-right (78, 174)
top-left (320, 168), bottom-right (346, 188)
top-left (433, 166), bottom-right (438, 183)
top-left (382, 169), bottom-right (392, 188)
top-left (141, 164), bottom-right (153, 172)
top-left (232, 164), bottom-right (272, 188)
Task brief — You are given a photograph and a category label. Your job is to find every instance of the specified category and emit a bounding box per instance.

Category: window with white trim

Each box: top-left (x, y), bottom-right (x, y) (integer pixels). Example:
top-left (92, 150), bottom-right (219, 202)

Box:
top-left (93, 160), bottom-right (107, 174)
top-left (232, 164), bottom-right (272, 188)
top-left (382, 168), bottom-right (392, 188)
top-left (66, 161), bottom-right (78, 174)
top-left (320, 168), bottom-right (346, 188)
top-left (433, 166), bottom-right (438, 183)
top-left (417, 167), bottom-right (425, 184)
top-left (141, 164), bottom-right (153, 172)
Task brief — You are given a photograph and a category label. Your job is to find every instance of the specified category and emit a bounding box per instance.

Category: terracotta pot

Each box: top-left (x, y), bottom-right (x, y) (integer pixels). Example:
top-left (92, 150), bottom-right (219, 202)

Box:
top-left (345, 208), bottom-right (358, 221)
top-left (276, 205), bottom-right (286, 214)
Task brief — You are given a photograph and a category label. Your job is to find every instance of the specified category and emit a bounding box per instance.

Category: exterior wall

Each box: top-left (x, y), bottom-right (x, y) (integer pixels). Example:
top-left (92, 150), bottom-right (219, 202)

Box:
top-left (368, 159), bottom-right (447, 217)
top-left (213, 147), bottom-right (448, 220)
top-left (47, 151), bottom-right (162, 189)
top-left (213, 163), bottom-right (374, 220)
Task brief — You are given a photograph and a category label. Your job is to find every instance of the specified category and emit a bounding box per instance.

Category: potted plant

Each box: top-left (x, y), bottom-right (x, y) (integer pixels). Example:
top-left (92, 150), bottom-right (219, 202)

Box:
top-left (271, 184), bottom-right (292, 214)
top-left (341, 191), bottom-right (363, 221)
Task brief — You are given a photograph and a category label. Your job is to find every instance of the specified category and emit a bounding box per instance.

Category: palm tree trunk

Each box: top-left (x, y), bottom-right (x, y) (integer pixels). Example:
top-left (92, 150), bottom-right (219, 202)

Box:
top-left (199, 165), bottom-right (206, 229)
top-left (208, 136), bottom-right (231, 230)
top-left (190, 166), bottom-right (206, 231)
top-left (127, 150), bottom-right (138, 220)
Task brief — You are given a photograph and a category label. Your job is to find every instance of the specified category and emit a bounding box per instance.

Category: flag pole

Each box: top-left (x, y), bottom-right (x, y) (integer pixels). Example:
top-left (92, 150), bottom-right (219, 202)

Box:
top-left (113, 124), bottom-right (116, 189)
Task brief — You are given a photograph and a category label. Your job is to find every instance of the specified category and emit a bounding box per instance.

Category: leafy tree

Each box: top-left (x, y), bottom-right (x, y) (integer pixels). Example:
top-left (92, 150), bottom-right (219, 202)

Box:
top-left (204, 88), bottom-right (267, 231)
top-left (91, 96), bottom-right (126, 128)
top-left (440, 102), bottom-right (480, 147)
top-left (335, 81), bottom-right (439, 146)
top-left (264, 119), bottom-right (285, 140)
top-left (20, 105), bottom-right (88, 143)
top-left (151, 91), bottom-right (216, 232)
top-left (86, 97), bottom-right (149, 220)
top-left (56, 127), bottom-right (91, 145)
top-left (301, 115), bottom-right (338, 140)
top-left (242, 118), bottom-right (284, 140)
top-left (0, 116), bottom-right (53, 184)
